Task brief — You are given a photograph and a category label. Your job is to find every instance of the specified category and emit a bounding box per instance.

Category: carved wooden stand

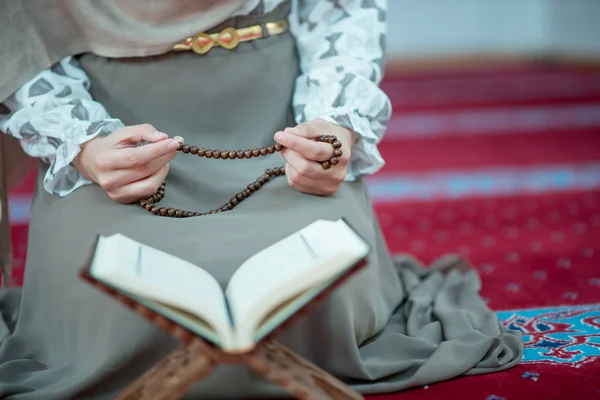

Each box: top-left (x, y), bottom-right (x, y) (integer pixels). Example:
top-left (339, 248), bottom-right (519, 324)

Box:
top-left (115, 337), bottom-right (363, 400)
top-left (79, 239), bottom-right (368, 400)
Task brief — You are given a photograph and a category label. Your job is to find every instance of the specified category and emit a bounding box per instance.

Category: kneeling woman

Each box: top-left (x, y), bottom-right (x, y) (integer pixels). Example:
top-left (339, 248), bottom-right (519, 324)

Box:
top-left (0, 1), bottom-right (522, 398)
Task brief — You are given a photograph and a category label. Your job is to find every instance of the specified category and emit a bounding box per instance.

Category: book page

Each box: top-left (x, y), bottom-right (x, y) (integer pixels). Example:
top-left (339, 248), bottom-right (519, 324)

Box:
top-left (252, 273), bottom-right (343, 343)
top-left (90, 234), bottom-right (234, 348)
top-left (225, 219), bottom-right (369, 350)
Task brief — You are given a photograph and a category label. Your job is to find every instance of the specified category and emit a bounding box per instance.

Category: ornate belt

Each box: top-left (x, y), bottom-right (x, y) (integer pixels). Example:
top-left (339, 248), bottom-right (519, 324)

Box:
top-left (172, 20), bottom-right (289, 55)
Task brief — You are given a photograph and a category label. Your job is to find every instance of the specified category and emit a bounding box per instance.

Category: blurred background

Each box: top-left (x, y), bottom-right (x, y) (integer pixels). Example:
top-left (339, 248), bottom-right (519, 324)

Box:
top-left (386, 0), bottom-right (600, 66)
top-left (4, 1), bottom-right (600, 399)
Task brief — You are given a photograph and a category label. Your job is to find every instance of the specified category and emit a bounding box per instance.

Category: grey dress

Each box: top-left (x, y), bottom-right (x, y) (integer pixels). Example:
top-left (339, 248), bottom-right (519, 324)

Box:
top-left (0, 6), bottom-right (523, 400)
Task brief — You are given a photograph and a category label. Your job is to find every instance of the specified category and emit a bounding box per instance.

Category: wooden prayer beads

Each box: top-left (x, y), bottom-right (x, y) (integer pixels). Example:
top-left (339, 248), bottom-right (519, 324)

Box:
top-left (139, 135), bottom-right (342, 217)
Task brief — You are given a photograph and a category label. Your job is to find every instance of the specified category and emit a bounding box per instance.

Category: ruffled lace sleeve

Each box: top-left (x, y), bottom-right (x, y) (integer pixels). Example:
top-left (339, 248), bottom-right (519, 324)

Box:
top-left (290, 0), bottom-right (391, 179)
top-left (0, 56), bottom-right (124, 196)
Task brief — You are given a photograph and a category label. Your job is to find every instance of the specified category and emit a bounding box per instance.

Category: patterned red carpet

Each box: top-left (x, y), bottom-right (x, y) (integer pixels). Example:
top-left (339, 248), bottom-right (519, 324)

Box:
top-left (6, 65), bottom-right (600, 399)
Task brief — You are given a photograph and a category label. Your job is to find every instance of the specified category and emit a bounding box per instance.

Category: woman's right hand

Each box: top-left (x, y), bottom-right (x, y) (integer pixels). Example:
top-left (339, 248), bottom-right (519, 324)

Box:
top-left (73, 124), bottom-right (181, 204)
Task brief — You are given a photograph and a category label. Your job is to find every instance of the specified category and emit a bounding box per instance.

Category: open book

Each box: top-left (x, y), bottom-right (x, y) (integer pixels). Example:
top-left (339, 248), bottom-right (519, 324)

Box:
top-left (83, 218), bottom-right (370, 353)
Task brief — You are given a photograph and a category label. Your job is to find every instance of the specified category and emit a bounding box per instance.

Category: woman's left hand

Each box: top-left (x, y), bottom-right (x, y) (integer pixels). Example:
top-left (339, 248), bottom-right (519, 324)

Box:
top-left (274, 118), bottom-right (356, 196)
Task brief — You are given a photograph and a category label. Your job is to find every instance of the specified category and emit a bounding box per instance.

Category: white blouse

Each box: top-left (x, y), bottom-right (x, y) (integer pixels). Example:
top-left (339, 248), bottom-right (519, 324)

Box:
top-left (0, 0), bottom-right (390, 196)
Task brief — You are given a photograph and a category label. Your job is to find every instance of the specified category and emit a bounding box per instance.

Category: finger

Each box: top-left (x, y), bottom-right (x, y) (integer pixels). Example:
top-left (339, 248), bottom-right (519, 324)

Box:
top-left (275, 130), bottom-right (332, 162)
top-left (285, 163), bottom-right (334, 196)
top-left (104, 138), bottom-right (179, 169)
top-left (109, 164), bottom-right (170, 204)
top-left (110, 124), bottom-right (168, 145)
top-left (101, 150), bottom-right (176, 188)
top-left (284, 125), bottom-right (321, 140)
top-left (286, 125), bottom-right (349, 164)
top-left (280, 148), bottom-right (322, 179)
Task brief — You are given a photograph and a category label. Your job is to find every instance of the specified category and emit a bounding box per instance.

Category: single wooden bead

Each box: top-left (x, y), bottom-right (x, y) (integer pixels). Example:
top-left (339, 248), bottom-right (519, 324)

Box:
top-left (257, 176), bottom-right (266, 184)
top-left (213, 150), bottom-right (221, 159)
top-left (236, 192), bottom-right (245, 201)
top-left (167, 208), bottom-right (176, 217)
top-left (243, 189), bottom-right (252, 197)
top-left (159, 207), bottom-right (167, 216)
top-left (333, 149), bottom-right (343, 157)
top-left (182, 144), bottom-right (191, 153)
top-left (145, 204), bottom-right (152, 211)
top-left (176, 142), bottom-right (184, 151)
top-left (236, 150), bottom-right (244, 159)
top-left (254, 181), bottom-right (261, 189)
top-left (140, 201), bottom-right (147, 207)
top-left (220, 150), bottom-right (228, 159)
top-left (330, 157), bottom-right (340, 165)
top-left (190, 146), bottom-right (199, 154)
top-left (274, 143), bottom-right (282, 151)
top-left (319, 135), bottom-right (327, 142)
top-left (197, 148), bottom-right (206, 157)
top-left (328, 137), bottom-right (335, 144)
top-left (184, 211), bottom-right (193, 217)
top-left (265, 168), bottom-right (273, 175)
top-left (322, 161), bottom-right (331, 170)
top-left (175, 210), bottom-right (184, 218)
top-left (247, 183), bottom-right (256, 192)
top-left (205, 149), bottom-right (213, 158)
top-left (251, 148), bottom-right (260, 157)
top-left (259, 147), bottom-right (267, 156)
top-left (267, 146), bottom-right (275, 154)
top-left (244, 150), bottom-right (252, 158)
top-left (332, 140), bottom-right (342, 149)
top-left (279, 166), bottom-right (286, 174)
top-left (230, 198), bottom-right (239, 206)
top-left (151, 206), bottom-right (160, 214)
top-left (273, 168), bottom-right (281, 176)
top-left (263, 174), bottom-right (271, 182)
top-left (228, 150), bottom-right (236, 159)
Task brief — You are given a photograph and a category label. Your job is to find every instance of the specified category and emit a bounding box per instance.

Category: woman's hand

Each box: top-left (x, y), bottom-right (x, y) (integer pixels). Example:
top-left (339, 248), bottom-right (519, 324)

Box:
top-left (73, 124), bottom-right (181, 204)
top-left (274, 118), bottom-right (357, 196)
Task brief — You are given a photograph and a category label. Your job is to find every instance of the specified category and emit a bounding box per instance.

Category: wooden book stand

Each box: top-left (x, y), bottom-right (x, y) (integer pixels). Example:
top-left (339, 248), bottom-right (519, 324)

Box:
top-left (80, 245), bottom-right (366, 400)
top-left (114, 337), bottom-right (362, 400)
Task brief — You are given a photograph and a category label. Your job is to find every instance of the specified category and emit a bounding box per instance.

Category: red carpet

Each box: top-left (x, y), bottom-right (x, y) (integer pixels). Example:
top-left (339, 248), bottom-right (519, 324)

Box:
top-left (5, 65), bottom-right (600, 399)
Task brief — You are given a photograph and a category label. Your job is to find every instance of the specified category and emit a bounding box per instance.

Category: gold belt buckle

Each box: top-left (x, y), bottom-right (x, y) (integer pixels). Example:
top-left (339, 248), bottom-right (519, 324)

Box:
top-left (191, 27), bottom-right (240, 55)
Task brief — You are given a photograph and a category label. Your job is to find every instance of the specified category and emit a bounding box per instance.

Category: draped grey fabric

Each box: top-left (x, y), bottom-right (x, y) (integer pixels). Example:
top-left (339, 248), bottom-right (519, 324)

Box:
top-left (0, 0), bottom-right (247, 103)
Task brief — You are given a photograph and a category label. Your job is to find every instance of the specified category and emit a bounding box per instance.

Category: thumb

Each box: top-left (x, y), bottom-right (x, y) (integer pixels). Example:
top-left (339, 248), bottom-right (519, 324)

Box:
top-left (110, 124), bottom-right (169, 146)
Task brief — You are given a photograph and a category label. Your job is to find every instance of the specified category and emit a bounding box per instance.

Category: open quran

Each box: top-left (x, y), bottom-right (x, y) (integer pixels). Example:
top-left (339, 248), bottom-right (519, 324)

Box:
top-left (80, 218), bottom-right (369, 399)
